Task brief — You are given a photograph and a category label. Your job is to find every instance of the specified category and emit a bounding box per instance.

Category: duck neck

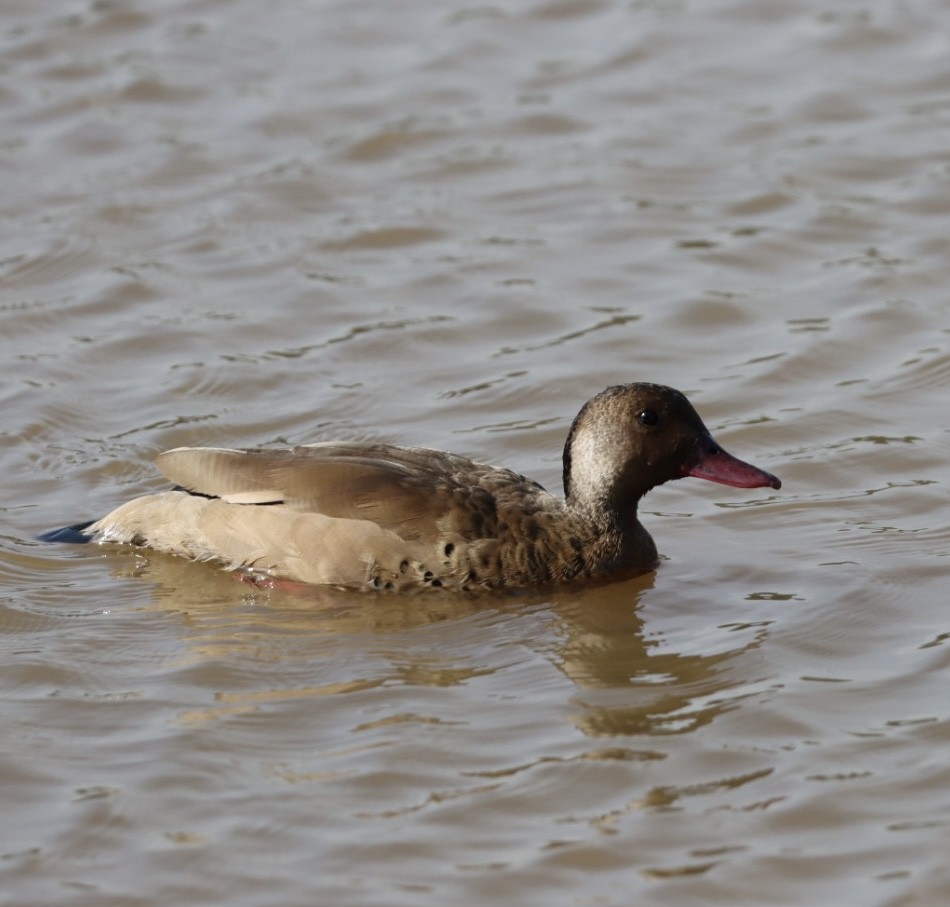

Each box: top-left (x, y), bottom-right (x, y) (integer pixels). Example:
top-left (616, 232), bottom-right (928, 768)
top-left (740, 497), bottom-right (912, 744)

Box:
top-left (561, 418), bottom-right (658, 573)
top-left (563, 492), bottom-right (657, 577)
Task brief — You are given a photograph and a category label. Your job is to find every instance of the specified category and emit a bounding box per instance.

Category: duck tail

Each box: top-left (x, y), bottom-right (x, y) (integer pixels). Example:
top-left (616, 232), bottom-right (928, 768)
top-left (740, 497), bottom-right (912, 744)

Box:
top-left (38, 521), bottom-right (96, 544)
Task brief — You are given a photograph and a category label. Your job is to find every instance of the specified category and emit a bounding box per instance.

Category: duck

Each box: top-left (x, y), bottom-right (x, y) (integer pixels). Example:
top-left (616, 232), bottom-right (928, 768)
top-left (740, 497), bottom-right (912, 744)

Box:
top-left (41, 383), bottom-right (781, 592)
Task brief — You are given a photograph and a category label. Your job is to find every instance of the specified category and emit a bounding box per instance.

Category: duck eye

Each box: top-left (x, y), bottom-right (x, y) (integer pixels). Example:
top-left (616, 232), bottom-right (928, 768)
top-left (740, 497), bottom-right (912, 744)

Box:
top-left (638, 409), bottom-right (659, 427)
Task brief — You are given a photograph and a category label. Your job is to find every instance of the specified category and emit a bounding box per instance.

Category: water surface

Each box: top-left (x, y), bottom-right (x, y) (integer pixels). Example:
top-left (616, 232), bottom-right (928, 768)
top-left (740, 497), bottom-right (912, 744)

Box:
top-left (3, 1), bottom-right (950, 905)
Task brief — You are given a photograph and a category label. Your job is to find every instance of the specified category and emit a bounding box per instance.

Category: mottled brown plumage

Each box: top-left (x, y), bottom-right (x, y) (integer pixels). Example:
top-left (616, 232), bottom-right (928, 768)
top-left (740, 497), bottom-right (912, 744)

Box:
top-left (50, 383), bottom-right (781, 591)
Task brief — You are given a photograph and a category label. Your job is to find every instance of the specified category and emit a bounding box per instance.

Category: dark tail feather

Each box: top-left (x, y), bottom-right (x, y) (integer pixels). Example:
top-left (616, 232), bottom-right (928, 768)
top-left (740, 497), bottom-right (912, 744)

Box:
top-left (38, 521), bottom-right (96, 544)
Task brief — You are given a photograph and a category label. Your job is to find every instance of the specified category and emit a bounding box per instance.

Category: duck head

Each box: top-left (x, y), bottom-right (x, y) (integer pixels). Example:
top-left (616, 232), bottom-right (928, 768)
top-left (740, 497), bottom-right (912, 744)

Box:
top-left (563, 383), bottom-right (781, 513)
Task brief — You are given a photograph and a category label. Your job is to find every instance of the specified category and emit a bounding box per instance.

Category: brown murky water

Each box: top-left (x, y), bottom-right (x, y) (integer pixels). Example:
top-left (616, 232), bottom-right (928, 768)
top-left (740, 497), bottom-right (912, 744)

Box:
top-left (3, 1), bottom-right (950, 904)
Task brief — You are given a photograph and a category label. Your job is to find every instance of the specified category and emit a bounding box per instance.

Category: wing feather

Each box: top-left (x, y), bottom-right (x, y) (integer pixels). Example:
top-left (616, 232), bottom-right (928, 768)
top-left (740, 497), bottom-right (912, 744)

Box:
top-left (155, 443), bottom-right (496, 540)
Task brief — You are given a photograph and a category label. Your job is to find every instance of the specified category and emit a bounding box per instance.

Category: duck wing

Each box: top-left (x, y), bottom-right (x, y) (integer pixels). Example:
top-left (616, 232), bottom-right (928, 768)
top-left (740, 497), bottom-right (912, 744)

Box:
top-left (156, 443), bottom-right (521, 542)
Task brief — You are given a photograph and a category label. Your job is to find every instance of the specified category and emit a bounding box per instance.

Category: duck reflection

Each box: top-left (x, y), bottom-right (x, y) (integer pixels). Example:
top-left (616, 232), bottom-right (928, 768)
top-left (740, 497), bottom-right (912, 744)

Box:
top-left (96, 546), bottom-right (766, 739)
top-left (547, 575), bottom-right (766, 738)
